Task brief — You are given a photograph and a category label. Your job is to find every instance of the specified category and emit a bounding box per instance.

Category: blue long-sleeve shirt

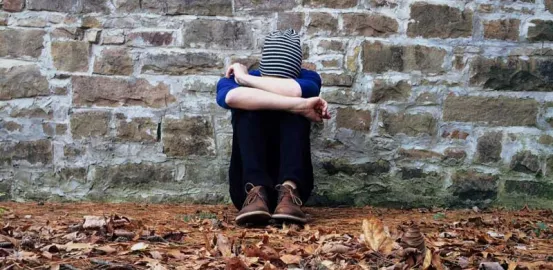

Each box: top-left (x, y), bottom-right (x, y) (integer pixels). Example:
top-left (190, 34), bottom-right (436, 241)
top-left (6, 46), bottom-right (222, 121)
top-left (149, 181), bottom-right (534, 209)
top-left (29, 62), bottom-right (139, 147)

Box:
top-left (216, 69), bottom-right (322, 109)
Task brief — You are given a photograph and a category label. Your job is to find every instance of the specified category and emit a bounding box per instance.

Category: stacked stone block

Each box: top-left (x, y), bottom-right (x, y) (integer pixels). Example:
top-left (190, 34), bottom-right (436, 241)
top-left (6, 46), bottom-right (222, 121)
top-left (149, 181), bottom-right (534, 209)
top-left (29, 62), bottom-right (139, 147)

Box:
top-left (0, 0), bottom-right (552, 208)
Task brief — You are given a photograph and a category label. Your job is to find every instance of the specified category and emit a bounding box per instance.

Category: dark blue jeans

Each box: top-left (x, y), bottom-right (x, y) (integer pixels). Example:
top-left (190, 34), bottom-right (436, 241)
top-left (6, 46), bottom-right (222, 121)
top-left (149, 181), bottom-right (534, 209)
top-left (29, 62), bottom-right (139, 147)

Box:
top-left (228, 110), bottom-right (314, 210)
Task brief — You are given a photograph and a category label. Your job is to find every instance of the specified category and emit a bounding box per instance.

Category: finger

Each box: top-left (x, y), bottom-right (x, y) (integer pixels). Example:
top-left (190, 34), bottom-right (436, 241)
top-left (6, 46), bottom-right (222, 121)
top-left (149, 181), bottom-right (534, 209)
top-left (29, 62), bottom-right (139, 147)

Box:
top-left (225, 66), bottom-right (234, 78)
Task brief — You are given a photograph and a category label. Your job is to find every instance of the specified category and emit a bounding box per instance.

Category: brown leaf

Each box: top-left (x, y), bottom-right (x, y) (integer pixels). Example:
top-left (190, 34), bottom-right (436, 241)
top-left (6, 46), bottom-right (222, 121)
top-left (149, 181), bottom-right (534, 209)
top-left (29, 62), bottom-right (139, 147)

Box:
top-left (225, 257), bottom-right (248, 270)
top-left (263, 261), bottom-right (277, 270)
top-left (168, 249), bottom-right (186, 260)
top-left (95, 245), bottom-right (117, 254)
top-left (401, 224), bottom-right (426, 253)
top-left (280, 254), bottom-right (301, 265)
top-left (479, 262), bottom-right (504, 270)
top-left (150, 251), bottom-right (163, 260)
top-left (42, 251), bottom-right (53, 259)
top-left (431, 251), bottom-right (444, 270)
top-left (244, 245), bottom-right (270, 260)
top-left (217, 233), bottom-right (232, 258)
top-left (422, 249), bottom-right (432, 270)
top-left (83, 216), bottom-right (107, 229)
top-left (64, 242), bottom-right (93, 251)
top-left (362, 217), bottom-right (393, 254)
top-left (321, 243), bottom-right (350, 254)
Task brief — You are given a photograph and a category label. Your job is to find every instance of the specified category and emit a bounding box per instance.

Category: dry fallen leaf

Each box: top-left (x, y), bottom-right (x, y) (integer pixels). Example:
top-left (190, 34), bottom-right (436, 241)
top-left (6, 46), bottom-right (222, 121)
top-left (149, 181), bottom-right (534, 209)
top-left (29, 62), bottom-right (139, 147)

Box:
top-left (168, 249), bottom-right (186, 260)
top-left (83, 216), bottom-right (107, 229)
top-left (362, 217), bottom-right (393, 254)
top-left (131, 242), bottom-right (149, 251)
top-left (422, 248), bottom-right (432, 270)
top-left (217, 233), bottom-right (232, 258)
top-left (95, 245), bottom-right (117, 254)
top-left (321, 243), bottom-right (350, 254)
top-left (64, 242), bottom-right (93, 251)
top-left (225, 257), bottom-right (248, 270)
top-left (280, 254), bottom-right (301, 265)
top-left (150, 251), bottom-right (163, 260)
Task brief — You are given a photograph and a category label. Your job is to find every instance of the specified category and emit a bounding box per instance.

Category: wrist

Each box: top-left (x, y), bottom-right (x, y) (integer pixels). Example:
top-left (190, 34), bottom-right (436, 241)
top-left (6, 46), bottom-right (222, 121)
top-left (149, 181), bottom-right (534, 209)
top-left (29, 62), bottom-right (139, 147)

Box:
top-left (236, 74), bottom-right (252, 86)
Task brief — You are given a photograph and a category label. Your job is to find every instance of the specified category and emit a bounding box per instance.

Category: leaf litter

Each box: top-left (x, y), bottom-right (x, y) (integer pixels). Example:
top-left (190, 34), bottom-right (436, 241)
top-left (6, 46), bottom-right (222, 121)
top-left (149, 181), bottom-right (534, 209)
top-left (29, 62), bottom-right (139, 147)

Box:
top-left (0, 202), bottom-right (551, 269)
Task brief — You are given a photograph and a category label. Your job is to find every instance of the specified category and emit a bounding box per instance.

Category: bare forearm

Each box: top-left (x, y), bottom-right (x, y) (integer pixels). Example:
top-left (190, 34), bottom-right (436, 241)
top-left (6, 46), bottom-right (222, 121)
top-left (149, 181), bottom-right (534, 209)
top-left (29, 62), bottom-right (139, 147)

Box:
top-left (239, 75), bottom-right (302, 97)
top-left (225, 87), bottom-right (304, 111)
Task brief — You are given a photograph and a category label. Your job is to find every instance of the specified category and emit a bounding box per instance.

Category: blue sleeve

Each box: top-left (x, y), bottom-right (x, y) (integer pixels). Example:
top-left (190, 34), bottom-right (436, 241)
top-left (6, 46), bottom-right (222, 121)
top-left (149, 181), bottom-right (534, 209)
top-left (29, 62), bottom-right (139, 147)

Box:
top-left (216, 76), bottom-right (240, 109)
top-left (295, 69), bottom-right (322, 98)
top-left (216, 70), bottom-right (260, 109)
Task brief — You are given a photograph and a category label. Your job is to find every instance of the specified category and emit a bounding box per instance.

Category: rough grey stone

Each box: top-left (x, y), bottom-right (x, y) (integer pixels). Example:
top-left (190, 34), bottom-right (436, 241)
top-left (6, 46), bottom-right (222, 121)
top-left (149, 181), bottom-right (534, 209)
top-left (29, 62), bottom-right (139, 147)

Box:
top-left (370, 80), bottom-right (411, 103)
top-left (448, 170), bottom-right (498, 206)
top-left (93, 48), bottom-right (133, 76)
top-left (1, 140), bottom-right (53, 165)
top-left (484, 19), bottom-right (520, 41)
top-left (443, 96), bottom-right (538, 126)
top-left (182, 20), bottom-right (252, 50)
top-left (3, 0), bottom-right (24, 12)
top-left (476, 132), bottom-right (503, 163)
top-left (527, 20), bottom-right (553, 41)
top-left (470, 56), bottom-right (553, 91)
top-left (51, 41), bottom-right (90, 72)
top-left (510, 151), bottom-right (541, 174)
top-left (116, 115), bottom-right (158, 142)
top-left (307, 13), bottom-right (338, 35)
top-left (0, 65), bottom-right (49, 100)
top-left (382, 112), bottom-right (437, 137)
top-left (235, 0), bottom-right (297, 12)
top-left (407, 2), bottom-right (473, 38)
top-left (277, 13), bottom-right (304, 32)
top-left (162, 117), bottom-right (215, 157)
top-left (504, 180), bottom-right (553, 200)
top-left (342, 13), bottom-right (398, 37)
top-left (362, 41), bottom-right (446, 74)
top-left (142, 0), bottom-right (232, 16)
top-left (0, 29), bottom-right (45, 59)
top-left (336, 108), bottom-right (372, 131)
top-left (72, 76), bottom-right (175, 108)
top-left (142, 52), bottom-right (223, 75)
top-left (70, 111), bottom-right (110, 139)
top-left (27, 0), bottom-right (109, 13)
top-left (127, 31), bottom-right (174, 47)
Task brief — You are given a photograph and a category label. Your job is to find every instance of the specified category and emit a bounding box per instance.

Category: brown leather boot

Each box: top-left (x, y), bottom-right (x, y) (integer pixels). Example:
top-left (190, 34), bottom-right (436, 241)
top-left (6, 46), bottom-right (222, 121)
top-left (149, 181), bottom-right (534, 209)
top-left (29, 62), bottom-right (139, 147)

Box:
top-left (235, 184), bottom-right (271, 225)
top-left (272, 184), bottom-right (307, 224)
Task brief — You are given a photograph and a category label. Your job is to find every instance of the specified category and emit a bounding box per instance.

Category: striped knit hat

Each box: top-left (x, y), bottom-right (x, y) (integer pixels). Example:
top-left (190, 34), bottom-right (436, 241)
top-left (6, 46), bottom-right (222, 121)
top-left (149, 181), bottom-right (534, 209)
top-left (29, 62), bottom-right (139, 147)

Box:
top-left (260, 29), bottom-right (303, 79)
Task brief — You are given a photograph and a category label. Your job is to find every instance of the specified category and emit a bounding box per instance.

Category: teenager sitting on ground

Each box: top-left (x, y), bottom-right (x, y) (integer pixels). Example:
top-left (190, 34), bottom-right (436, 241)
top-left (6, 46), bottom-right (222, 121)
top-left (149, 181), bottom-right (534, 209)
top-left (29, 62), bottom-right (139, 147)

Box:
top-left (216, 29), bottom-right (331, 225)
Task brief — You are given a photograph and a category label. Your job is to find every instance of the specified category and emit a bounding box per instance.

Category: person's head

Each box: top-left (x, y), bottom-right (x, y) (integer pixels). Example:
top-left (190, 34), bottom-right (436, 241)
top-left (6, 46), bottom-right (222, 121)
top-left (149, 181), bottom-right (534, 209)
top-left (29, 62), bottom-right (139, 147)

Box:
top-left (260, 29), bottom-right (302, 79)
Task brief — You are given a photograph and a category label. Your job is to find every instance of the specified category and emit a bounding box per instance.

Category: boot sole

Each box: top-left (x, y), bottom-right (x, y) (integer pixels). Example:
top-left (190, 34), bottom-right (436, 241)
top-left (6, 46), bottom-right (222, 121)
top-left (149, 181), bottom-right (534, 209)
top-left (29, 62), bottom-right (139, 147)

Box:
top-left (235, 210), bottom-right (271, 225)
top-left (272, 213), bottom-right (307, 224)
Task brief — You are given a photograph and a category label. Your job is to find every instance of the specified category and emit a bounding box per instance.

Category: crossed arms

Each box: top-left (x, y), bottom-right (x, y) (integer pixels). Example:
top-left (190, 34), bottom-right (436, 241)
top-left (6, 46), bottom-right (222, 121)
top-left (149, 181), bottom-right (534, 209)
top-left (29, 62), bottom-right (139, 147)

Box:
top-left (216, 63), bottom-right (331, 122)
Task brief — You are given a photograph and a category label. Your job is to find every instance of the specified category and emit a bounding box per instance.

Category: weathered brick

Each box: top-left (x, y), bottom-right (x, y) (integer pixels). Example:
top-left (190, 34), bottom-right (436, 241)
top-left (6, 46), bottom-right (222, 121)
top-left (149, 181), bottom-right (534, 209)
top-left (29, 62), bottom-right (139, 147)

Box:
top-left (182, 20), bottom-right (252, 50)
top-left (322, 159), bottom-right (390, 176)
top-left (321, 89), bottom-right (362, 105)
top-left (13, 140), bottom-right (52, 165)
top-left (342, 13), bottom-right (398, 37)
top-left (382, 112), bottom-right (437, 137)
top-left (82, 16), bottom-right (101, 29)
top-left (93, 48), bottom-right (133, 76)
top-left (484, 19), bottom-right (520, 40)
top-left (235, 0), bottom-right (296, 12)
top-left (444, 148), bottom-right (467, 162)
top-left (27, 0), bottom-right (109, 13)
top-left (51, 41), bottom-right (90, 72)
top-left (0, 65), bottom-right (49, 100)
top-left (369, 0), bottom-right (398, 8)
top-left (317, 40), bottom-right (346, 54)
top-left (307, 13), bottom-right (338, 35)
top-left (370, 80), bottom-right (411, 103)
top-left (72, 76), bottom-right (175, 108)
top-left (162, 116), bottom-right (215, 157)
top-left (304, 0), bottom-right (357, 8)
top-left (362, 42), bottom-right (446, 74)
top-left (116, 115), bottom-right (158, 142)
top-left (321, 73), bottom-right (353, 86)
top-left (547, 0), bottom-right (553, 13)
top-left (470, 56), bottom-right (553, 91)
top-left (449, 170), bottom-right (498, 202)
top-left (64, 145), bottom-right (83, 158)
top-left (510, 151), bottom-right (541, 174)
top-left (51, 27), bottom-right (83, 40)
top-left (336, 108), bottom-right (372, 131)
top-left (277, 13), bottom-right (304, 32)
top-left (3, 121), bottom-right (22, 132)
top-left (92, 163), bottom-right (174, 189)
top-left (102, 29), bottom-right (125, 45)
top-left (443, 96), bottom-right (538, 126)
top-left (0, 13), bottom-right (8, 26)
top-left (113, 0), bottom-right (140, 13)
top-left (321, 58), bottom-right (342, 69)
top-left (70, 111), bottom-right (110, 139)
top-left (127, 31), bottom-right (174, 47)
top-left (10, 105), bottom-right (53, 119)
top-left (539, 135), bottom-right (553, 145)
top-left (407, 3), bottom-right (473, 38)
top-left (42, 123), bottom-right (55, 137)
top-left (3, 0), bottom-right (24, 12)
top-left (230, 56), bottom-right (260, 71)
top-left (399, 149), bottom-right (443, 160)
top-left (0, 29), bottom-right (45, 59)
top-left (142, 0), bottom-right (232, 16)
top-left (142, 52), bottom-right (223, 76)
top-left (505, 180), bottom-right (553, 199)
top-left (476, 132), bottom-right (503, 163)
top-left (527, 20), bottom-right (553, 42)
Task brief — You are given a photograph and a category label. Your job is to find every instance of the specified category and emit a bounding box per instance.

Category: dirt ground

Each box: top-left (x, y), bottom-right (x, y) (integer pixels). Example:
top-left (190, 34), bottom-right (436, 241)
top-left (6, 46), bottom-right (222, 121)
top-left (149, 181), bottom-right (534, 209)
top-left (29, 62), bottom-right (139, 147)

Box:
top-left (0, 202), bottom-right (551, 269)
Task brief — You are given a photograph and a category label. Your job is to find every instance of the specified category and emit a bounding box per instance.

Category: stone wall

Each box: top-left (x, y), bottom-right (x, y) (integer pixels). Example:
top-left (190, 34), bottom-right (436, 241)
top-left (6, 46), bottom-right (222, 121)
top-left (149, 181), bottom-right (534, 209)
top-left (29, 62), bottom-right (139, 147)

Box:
top-left (1, 0), bottom-right (553, 208)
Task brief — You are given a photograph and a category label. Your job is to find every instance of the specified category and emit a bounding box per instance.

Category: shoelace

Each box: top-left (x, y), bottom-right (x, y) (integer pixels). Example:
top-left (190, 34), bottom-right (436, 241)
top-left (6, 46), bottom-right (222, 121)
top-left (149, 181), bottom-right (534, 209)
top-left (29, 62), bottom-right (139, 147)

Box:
top-left (276, 184), bottom-right (303, 206)
top-left (242, 183), bottom-right (266, 208)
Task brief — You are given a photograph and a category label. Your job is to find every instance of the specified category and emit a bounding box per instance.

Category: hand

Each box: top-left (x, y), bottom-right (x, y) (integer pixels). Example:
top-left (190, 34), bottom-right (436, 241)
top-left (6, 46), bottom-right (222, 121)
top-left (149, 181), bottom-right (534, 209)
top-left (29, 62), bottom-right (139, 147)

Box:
top-left (225, 63), bottom-right (249, 86)
top-left (292, 97), bottom-right (331, 122)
